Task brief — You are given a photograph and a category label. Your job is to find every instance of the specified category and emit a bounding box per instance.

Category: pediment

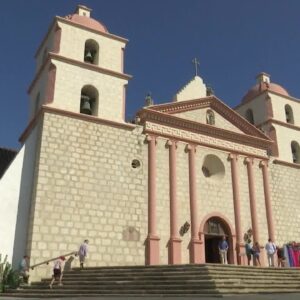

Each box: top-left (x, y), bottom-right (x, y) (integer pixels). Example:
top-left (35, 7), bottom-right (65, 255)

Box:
top-left (137, 96), bottom-right (272, 151)
top-left (144, 96), bottom-right (268, 139)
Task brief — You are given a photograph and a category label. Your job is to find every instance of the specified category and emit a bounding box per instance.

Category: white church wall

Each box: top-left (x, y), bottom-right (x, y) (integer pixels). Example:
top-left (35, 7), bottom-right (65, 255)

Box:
top-left (175, 109), bottom-right (244, 134)
top-left (270, 94), bottom-right (300, 126)
top-left (274, 124), bottom-right (300, 163)
top-left (0, 147), bottom-right (24, 263)
top-left (58, 21), bottom-right (126, 73)
top-left (29, 65), bottom-right (50, 120)
top-left (35, 26), bottom-right (57, 72)
top-left (235, 93), bottom-right (267, 125)
top-left (50, 60), bottom-right (127, 122)
top-left (12, 123), bottom-right (41, 268)
top-left (27, 113), bottom-right (148, 281)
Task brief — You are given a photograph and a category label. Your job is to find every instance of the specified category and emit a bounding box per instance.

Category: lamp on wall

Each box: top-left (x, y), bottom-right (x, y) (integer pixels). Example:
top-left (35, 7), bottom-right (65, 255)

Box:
top-left (179, 221), bottom-right (190, 236)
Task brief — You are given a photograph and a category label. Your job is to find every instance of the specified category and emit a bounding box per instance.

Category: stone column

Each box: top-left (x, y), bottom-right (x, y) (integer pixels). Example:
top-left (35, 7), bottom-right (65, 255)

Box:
top-left (228, 153), bottom-right (242, 265)
top-left (186, 144), bottom-right (202, 263)
top-left (244, 157), bottom-right (259, 244)
top-left (167, 140), bottom-right (181, 264)
top-left (145, 135), bottom-right (160, 265)
top-left (259, 161), bottom-right (275, 241)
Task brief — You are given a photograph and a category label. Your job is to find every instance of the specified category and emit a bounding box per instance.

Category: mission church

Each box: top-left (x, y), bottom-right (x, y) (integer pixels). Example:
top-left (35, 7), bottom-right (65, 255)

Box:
top-left (1, 5), bottom-right (300, 281)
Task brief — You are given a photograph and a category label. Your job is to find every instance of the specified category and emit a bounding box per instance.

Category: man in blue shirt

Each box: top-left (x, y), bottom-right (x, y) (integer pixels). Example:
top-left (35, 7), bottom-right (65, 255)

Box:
top-left (218, 236), bottom-right (229, 264)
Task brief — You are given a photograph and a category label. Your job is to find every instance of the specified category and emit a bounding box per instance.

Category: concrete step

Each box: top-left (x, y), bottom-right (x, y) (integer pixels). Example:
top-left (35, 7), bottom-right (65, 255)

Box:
top-left (4, 264), bottom-right (300, 297)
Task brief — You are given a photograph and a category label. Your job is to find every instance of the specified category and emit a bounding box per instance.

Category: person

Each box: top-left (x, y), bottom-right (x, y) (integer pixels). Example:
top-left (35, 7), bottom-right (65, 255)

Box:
top-left (49, 256), bottom-right (66, 289)
top-left (252, 242), bottom-right (261, 266)
top-left (245, 239), bottom-right (252, 266)
top-left (19, 255), bottom-right (30, 284)
top-left (265, 238), bottom-right (276, 267)
top-left (277, 246), bottom-right (285, 267)
top-left (78, 239), bottom-right (89, 269)
top-left (218, 236), bottom-right (229, 264)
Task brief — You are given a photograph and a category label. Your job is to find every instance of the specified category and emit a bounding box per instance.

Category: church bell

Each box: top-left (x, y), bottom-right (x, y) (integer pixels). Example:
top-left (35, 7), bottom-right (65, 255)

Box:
top-left (80, 95), bottom-right (92, 115)
top-left (84, 50), bottom-right (93, 63)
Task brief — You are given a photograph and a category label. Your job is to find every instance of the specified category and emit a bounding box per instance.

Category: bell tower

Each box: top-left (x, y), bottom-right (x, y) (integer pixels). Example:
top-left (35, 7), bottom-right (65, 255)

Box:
top-left (28, 4), bottom-right (131, 123)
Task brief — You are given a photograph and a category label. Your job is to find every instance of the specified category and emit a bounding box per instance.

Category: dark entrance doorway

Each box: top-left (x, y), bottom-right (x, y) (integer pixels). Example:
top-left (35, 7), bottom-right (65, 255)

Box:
top-left (205, 235), bottom-right (223, 263)
top-left (203, 217), bottom-right (231, 264)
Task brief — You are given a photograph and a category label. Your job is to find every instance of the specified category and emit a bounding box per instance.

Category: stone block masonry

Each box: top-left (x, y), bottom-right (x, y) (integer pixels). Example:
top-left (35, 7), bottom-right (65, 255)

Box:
top-left (27, 112), bottom-right (148, 281)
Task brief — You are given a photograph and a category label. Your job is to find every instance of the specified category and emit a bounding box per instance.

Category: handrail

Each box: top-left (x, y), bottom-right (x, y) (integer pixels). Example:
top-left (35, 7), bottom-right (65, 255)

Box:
top-left (30, 251), bottom-right (77, 270)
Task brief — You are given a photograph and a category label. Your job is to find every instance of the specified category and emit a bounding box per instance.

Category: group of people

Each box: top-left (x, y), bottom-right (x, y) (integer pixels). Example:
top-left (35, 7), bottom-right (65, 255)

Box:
top-left (218, 236), bottom-right (285, 267)
top-left (49, 239), bottom-right (89, 288)
top-left (19, 239), bottom-right (89, 288)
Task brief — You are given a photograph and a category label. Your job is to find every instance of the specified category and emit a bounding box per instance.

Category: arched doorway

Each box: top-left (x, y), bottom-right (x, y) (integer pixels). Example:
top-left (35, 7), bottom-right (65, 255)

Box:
top-left (201, 215), bottom-right (234, 264)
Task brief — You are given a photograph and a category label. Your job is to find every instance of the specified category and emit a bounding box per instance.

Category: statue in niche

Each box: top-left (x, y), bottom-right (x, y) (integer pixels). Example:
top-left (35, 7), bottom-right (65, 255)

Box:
top-left (206, 110), bottom-right (215, 125)
top-left (122, 226), bottom-right (140, 241)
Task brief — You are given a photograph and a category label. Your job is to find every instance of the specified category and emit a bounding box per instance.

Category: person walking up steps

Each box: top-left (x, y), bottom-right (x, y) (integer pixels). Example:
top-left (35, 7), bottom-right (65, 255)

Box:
top-left (49, 256), bottom-right (65, 289)
top-left (78, 239), bottom-right (89, 269)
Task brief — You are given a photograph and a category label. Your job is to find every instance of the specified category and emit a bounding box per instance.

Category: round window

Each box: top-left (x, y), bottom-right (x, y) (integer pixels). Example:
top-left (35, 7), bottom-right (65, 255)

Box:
top-left (202, 154), bottom-right (225, 180)
top-left (131, 159), bottom-right (141, 169)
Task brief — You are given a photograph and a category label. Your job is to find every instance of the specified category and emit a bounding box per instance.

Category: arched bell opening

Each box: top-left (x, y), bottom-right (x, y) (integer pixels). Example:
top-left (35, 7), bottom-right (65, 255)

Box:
top-left (291, 141), bottom-right (300, 163)
top-left (199, 213), bottom-right (235, 265)
top-left (285, 104), bottom-right (294, 124)
top-left (84, 39), bottom-right (99, 65)
top-left (245, 108), bottom-right (254, 125)
top-left (80, 85), bottom-right (98, 116)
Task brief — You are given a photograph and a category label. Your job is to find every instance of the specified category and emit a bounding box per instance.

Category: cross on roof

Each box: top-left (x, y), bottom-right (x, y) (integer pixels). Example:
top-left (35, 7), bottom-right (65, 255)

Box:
top-left (192, 58), bottom-right (200, 76)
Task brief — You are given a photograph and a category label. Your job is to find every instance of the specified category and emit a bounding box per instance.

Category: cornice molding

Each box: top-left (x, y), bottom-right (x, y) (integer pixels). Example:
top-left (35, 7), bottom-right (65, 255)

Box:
top-left (19, 106), bottom-right (135, 144)
top-left (56, 16), bottom-right (128, 43)
top-left (50, 53), bottom-right (132, 80)
top-left (273, 159), bottom-right (300, 169)
top-left (137, 109), bottom-right (272, 150)
top-left (257, 118), bottom-right (300, 131)
top-left (146, 96), bottom-right (267, 139)
top-left (234, 90), bottom-right (300, 110)
top-left (28, 52), bottom-right (132, 94)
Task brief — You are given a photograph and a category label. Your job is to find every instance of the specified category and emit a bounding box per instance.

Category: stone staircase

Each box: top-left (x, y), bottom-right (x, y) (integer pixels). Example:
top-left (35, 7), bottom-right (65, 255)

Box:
top-left (3, 264), bottom-right (300, 297)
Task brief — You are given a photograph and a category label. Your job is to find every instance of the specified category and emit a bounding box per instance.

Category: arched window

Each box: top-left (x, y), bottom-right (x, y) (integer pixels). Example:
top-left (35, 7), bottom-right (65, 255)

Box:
top-left (206, 110), bottom-right (215, 125)
top-left (84, 39), bottom-right (99, 65)
top-left (285, 104), bottom-right (294, 124)
top-left (80, 85), bottom-right (98, 116)
top-left (245, 109), bottom-right (254, 125)
top-left (291, 141), bottom-right (300, 163)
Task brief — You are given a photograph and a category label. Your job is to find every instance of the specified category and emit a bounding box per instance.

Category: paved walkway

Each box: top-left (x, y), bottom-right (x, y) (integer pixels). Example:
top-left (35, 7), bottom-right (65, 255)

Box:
top-left (2, 294), bottom-right (300, 300)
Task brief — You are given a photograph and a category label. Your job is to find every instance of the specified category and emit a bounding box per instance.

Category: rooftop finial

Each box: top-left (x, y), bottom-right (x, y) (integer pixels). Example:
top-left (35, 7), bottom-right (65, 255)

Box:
top-left (145, 92), bottom-right (154, 106)
top-left (192, 58), bottom-right (200, 76)
top-left (75, 4), bottom-right (92, 17)
top-left (256, 72), bottom-right (270, 84)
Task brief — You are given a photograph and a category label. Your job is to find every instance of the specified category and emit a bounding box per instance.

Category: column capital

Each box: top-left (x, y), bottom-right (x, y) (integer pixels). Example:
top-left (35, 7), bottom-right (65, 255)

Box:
top-left (166, 139), bottom-right (178, 148)
top-left (259, 160), bottom-right (269, 168)
top-left (145, 135), bottom-right (157, 143)
top-left (185, 143), bottom-right (196, 152)
top-left (228, 153), bottom-right (238, 161)
top-left (244, 157), bottom-right (254, 165)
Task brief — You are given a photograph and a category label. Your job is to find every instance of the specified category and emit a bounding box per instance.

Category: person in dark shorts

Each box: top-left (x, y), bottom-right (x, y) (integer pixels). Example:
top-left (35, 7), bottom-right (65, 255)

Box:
top-left (49, 256), bottom-right (66, 288)
top-left (245, 239), bottom-right (252, 266)
top-left (277, 246), bottom-right (285, 267)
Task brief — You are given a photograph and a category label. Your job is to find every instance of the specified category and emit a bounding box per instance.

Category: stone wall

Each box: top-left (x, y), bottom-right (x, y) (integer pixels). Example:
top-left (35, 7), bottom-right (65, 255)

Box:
top-left (269, 161), bottom-right (300, 244)
top-left (27, 112), bottom-right (147, 280)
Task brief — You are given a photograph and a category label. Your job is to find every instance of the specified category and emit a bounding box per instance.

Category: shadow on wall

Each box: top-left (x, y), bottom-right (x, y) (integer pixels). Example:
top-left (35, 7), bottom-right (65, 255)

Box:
top-left (64, 256), bottom-right (75, 272)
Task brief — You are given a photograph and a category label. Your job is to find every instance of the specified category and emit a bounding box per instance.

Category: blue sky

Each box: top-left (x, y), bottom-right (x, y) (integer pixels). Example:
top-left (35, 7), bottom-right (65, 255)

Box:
top-left (1, 0), bottom-right (300, 150)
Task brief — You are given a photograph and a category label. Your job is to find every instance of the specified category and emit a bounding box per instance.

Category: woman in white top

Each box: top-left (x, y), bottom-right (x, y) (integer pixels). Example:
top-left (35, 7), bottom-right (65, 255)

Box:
top-left (49, 256), bottom-right (66, 288)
